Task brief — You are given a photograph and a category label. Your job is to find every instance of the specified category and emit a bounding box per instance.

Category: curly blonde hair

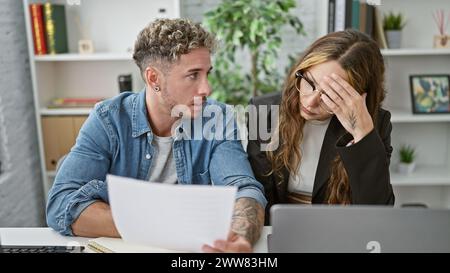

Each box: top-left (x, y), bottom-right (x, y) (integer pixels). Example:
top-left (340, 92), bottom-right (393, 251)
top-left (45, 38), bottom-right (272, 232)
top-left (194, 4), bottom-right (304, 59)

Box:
top-left (133, 18), bottom-right (216, 79)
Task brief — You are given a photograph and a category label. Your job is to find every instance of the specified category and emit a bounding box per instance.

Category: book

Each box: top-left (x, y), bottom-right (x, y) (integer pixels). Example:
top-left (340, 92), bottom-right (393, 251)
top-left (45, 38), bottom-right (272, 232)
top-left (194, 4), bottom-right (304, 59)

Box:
top-left (29, 4), bottom-right (47, 55)
top-left (344, 0), bottom-right (353, 29)
top-left (359, 2), bottom-right (367, 34)
top-left (365, 3), bottom-right (374, 38)
top-left (48, 97), bottom-right (105, 108)
top-left (373, 6), bottom-right (387, 49)
top-left (334, 0), bottom-right (346, 31)
top-left (328, 0), bottom-right (335, 33)
top-left (87, 237), bottom-right (183, 253)
top-left (351, 0), bottom-right (360, 30)
top-left (43, 3), bottom-right (68, 54)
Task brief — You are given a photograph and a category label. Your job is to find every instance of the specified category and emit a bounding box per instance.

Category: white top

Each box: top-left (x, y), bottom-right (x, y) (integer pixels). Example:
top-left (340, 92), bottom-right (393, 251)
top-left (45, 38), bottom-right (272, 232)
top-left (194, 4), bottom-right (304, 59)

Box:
top-left (288, 118), bottom-right (331, 195)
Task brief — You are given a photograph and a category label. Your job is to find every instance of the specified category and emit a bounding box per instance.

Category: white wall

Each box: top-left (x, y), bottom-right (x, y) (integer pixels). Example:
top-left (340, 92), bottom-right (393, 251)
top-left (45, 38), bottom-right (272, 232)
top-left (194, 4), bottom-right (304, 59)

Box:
top-left (0, 0), bottom-right (44, 227)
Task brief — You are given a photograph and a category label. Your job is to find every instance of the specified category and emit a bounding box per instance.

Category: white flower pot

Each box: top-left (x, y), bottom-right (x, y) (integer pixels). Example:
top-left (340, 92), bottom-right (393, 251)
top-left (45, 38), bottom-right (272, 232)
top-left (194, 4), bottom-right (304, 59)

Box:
top-left (397, 162), bottom-right (416, 174)
top-left (385, 30), bottom-right (402, 49)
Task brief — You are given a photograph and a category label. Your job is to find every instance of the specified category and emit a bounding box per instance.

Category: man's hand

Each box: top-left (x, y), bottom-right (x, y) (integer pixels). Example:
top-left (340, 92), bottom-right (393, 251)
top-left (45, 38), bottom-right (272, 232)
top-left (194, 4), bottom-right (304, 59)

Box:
top-left (202, 232), bottom-right (252, 253)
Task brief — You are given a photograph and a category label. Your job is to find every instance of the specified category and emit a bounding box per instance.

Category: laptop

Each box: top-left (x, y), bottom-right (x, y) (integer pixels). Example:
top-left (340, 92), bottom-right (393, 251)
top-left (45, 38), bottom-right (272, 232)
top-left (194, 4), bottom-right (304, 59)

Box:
top-left (268, 205), bottom-right (450, 253)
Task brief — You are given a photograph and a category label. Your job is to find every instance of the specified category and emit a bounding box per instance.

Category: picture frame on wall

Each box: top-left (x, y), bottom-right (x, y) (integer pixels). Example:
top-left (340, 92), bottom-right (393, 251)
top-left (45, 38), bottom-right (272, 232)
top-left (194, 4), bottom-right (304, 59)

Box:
top-left (409, 74), bottom-right (450, 114)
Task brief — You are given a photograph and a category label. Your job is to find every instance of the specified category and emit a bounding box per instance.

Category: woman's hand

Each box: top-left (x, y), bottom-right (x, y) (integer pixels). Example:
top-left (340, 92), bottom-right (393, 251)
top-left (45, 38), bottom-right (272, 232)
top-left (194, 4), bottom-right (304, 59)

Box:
top-left (320, 73), bottom-right (374, 143)
top-left (201, 232), bottom-right (253, 253)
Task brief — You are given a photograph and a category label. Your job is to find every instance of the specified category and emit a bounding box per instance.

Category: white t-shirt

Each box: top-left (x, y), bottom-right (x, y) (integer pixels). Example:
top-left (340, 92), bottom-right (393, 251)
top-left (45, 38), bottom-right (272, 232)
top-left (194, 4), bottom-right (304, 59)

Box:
top-left (288, 118), bottom-right (331, 195)
top-left (148, 135), bottom-right (177, 184)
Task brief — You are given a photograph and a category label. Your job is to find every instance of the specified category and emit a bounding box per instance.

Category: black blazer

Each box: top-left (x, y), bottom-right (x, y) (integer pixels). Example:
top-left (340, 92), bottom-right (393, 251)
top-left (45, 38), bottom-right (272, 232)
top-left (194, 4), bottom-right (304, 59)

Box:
top-left (246, 92), bottom-right (395, 224)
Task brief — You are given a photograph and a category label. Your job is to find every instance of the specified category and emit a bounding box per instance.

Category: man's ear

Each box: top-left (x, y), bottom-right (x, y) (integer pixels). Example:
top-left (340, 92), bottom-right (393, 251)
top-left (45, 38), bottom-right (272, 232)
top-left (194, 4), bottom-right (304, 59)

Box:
top-left (144, 66), bottom-right (161, 90)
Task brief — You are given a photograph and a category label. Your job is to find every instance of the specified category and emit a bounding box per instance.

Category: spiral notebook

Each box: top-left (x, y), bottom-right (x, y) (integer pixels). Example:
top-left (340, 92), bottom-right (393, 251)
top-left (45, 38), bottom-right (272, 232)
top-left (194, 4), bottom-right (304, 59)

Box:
top-left (87, 237), bottom-right (184, 253)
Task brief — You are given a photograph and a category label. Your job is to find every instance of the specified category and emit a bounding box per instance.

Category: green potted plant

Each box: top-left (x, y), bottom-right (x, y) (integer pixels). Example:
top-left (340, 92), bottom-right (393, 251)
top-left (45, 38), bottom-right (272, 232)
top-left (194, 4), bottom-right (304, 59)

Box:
top-left (383, 11), bottom-right (406, 49)
top-left (398, 144), bottom-right (416, 174)
top-left (203, 0), bottom-right (305, 105)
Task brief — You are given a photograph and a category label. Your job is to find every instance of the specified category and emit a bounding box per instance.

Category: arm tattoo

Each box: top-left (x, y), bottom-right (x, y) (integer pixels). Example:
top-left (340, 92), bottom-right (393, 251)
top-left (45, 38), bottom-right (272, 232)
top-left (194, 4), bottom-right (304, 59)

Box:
top-left (348, 111), bottom-right (357, 130)
top-left (231, 198), bottom-right (265, 245)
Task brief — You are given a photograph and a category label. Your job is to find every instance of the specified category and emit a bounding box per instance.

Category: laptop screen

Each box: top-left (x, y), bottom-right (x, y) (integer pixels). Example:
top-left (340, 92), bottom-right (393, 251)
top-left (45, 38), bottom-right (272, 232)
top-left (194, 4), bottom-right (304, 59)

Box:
top-left (269, 205), bottom-right (450, 253)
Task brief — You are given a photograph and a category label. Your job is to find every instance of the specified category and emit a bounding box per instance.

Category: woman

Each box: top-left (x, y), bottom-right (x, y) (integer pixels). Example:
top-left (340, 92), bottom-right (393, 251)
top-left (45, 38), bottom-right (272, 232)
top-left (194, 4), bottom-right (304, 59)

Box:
top-left (247, 29), bottom-right (394, 224)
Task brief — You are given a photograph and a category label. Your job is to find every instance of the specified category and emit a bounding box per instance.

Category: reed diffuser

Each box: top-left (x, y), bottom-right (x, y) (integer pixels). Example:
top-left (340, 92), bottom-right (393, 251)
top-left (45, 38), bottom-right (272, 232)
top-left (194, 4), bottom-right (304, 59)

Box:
top-left (432, 9), bottom-right (450, 48)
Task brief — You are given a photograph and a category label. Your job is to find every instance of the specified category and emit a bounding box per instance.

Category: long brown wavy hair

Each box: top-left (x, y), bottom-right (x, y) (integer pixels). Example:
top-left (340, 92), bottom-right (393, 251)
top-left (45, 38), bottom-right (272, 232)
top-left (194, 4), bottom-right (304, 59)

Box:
top-left (267, 29), bottom-right (386, 204)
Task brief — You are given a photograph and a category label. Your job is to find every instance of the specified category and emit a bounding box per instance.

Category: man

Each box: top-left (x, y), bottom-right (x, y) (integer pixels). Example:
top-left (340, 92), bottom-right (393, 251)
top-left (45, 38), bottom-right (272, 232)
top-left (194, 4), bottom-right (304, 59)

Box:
top-left (46, 19), bottom-right (266, 253)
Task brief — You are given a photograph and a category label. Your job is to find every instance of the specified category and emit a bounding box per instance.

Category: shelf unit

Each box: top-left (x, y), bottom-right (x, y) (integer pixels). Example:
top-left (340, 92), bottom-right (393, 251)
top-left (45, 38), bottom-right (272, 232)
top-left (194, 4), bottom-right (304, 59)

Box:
top-left (23, 0), bottom-right (180, 196)
top-left (377, 0), bottom-right (450, 208)
top-left (318, 0), bottom-right (450, 207)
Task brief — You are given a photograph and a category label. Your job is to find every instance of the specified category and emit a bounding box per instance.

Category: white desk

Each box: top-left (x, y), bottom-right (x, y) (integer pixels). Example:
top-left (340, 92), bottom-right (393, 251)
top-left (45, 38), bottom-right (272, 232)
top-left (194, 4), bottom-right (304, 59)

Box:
top-left (0, 227), bottom-right (271, 253)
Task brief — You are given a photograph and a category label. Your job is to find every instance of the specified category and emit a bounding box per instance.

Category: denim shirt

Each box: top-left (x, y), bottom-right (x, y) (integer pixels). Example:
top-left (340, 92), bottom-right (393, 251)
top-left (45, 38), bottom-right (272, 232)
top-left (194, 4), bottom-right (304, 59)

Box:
top-left (46, 91), bottom-right (267, 235)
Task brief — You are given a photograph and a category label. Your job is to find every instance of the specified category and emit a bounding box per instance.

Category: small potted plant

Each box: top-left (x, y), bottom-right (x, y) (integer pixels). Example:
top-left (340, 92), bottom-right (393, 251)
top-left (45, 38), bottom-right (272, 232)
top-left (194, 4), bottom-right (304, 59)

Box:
top-left (398, 145), bottom-right (416, 174)
top-left (383, 12), bottom-right (406, 49)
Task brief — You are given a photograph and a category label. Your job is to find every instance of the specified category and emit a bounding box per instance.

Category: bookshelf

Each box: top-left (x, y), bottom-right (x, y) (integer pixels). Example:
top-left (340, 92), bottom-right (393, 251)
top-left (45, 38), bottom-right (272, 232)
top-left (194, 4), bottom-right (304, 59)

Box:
top-left (23, 0), bottom-right (181, 197)
top-left (378, 0), bottom-right (450, 208)
top-left (321, 0), bottom-right (450, 208)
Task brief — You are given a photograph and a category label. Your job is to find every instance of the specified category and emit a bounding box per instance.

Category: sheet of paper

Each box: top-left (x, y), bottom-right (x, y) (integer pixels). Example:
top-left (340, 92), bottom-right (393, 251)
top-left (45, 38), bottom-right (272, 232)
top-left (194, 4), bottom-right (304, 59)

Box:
top-left (107, 174), bottom-right (237, 252)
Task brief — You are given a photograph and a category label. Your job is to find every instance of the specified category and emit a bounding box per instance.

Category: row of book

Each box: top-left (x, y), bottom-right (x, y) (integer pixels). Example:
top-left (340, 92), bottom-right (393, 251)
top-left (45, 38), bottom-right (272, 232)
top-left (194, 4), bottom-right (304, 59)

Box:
top-left (328, 0), bottom-right (387, 48)
top-left (29, 3), bottom-right (68, 55)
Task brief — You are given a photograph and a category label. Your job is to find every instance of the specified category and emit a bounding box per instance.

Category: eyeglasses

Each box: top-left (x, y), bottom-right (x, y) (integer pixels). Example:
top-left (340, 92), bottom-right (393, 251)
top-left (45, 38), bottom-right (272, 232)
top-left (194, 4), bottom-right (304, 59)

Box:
top-left (294, 70), bottom-right (333, 114)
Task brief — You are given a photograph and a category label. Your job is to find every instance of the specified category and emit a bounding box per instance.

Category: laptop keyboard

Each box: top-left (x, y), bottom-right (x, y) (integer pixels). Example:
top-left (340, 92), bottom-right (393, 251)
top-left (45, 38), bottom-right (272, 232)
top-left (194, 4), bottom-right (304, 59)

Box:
top-left (1, 245), bottom-right (84, 253)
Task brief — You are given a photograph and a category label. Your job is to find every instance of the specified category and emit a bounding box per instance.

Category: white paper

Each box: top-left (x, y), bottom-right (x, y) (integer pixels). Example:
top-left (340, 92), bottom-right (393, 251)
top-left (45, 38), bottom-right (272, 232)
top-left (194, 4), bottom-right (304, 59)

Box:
top-left (107, 174), bottom-right (237, 252)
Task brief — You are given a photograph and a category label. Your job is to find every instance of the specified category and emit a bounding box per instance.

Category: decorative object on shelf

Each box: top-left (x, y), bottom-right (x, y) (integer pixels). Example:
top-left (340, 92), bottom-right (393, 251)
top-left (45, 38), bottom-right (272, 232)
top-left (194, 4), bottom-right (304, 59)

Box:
top-left (383, 11), bottom-right (406, 49)
top-left (203, 0), bottom-right (304, 105)
top-left (409, 74), bottom-right (450, 114)
top-left (118, 74), bottom-right (132, 93)
top-left (432, 9), bottom-right (450, 48)
top-left (398, 144), bottom-right (416, 174)
top-left (73, 8), bottom-right (95, 54)
top-left (78, 40), bottom-right (94, 54)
